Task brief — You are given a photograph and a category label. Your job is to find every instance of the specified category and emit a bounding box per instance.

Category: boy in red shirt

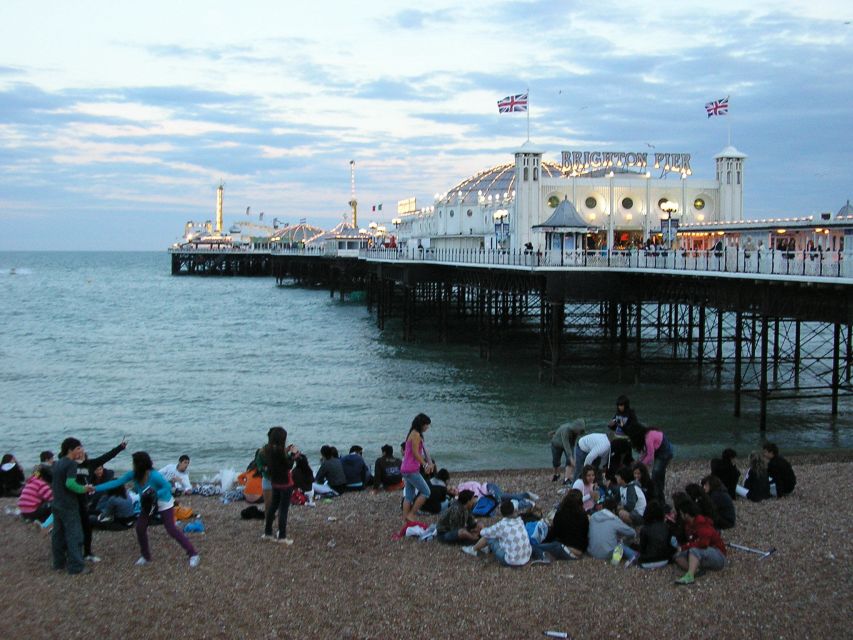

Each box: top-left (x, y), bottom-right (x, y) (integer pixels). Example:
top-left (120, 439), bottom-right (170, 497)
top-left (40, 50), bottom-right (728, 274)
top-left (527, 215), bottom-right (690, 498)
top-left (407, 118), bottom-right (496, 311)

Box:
top-left (673, 500), bottom-right (727, 585)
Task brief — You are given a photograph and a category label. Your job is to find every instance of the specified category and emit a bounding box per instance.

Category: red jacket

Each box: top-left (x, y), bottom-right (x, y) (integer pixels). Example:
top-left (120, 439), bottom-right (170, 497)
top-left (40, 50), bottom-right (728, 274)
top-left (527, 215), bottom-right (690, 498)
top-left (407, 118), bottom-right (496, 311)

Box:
top-left (682, 514), bottom-right (726, 555)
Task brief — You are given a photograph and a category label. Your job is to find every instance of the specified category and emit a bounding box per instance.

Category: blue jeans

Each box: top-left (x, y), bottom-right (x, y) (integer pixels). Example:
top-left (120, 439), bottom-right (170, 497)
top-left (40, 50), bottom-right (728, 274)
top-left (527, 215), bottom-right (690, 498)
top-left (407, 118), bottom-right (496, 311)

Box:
top-left (403, 472), bottom-right (431, 504)
top-left (651, 437), bottom-right (674, 502)
top-left (51, 505), bottom-right (85, 574)
top-left (485, 483), bottom-right (534, 510)
top-left (487, 538), bottom-right (511, 566)
top-left (531, 541), bottom-right (576, 560)
top-left (97, 495), bottom-right (135, 519)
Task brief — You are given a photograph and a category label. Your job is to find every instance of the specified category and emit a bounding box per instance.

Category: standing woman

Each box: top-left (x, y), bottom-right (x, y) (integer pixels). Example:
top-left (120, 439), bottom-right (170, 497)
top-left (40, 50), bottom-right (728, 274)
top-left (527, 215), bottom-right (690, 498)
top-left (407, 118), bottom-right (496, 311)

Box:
top-left (93, 452), bottom-right (199, 567)
top-left (626, 425), bottom-right (674, 503)
top-left (401, 413), bottom-right (434, 522)
top-left (256, 426), bottom-right (296, 543)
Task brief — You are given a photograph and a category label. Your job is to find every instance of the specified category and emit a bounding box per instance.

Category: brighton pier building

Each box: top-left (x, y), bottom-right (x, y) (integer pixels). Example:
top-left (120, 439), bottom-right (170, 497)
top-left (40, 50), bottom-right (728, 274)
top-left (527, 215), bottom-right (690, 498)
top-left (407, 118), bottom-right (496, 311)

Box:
top-left (393, 142), bottom-right (746, 253)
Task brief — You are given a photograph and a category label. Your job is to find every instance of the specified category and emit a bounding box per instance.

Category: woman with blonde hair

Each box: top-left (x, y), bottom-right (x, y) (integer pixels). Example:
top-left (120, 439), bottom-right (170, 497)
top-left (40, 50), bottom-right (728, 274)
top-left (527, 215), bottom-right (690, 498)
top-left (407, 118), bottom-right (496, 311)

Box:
top-left (736, 451), bottom-right (771, 502)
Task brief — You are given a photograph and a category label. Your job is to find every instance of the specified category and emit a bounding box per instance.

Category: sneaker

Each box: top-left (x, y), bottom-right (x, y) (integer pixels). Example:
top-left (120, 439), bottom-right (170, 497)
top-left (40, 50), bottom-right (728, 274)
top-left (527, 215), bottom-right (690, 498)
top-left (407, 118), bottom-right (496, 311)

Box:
top-left (84, 555), bottom-right (101, 563)
top-left (461, 545), bottom-right (479, 557)
top-left (526, 492), bottom-right (541, 502)
top-left (674, 573), bottom-right (695, 585)
top-left (189, 555), bottom-right (200, 568)
top-left (134, 557), bottom-right (150, 566)
top-left (275, 537), bottom-right (294, 545)
top-left (551, 474), bottom-right (559, 482)
top-left (624, 555), bottom-right (637, 568)
top-left (71, 567), bottom-right (93, 576)
top-left (561, 545), bottom-right (581, 560)
top-left (531, 557), bottom-right (552, 565)
top-left (260, 534), bottom-right (274, 541)
top-left (96, 514), bottom-right (113, 523)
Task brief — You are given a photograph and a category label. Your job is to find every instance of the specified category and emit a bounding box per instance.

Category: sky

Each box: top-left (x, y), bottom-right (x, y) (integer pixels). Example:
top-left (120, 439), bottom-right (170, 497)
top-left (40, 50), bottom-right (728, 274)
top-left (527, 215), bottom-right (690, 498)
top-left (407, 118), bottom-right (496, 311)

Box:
top-left (0, 0), bottom-right (851, 250)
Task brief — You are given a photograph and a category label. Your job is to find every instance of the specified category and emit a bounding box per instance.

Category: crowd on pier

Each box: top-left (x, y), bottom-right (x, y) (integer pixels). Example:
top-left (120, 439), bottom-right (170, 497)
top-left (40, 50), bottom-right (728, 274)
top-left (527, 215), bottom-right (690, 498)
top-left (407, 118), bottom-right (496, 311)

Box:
top-left (1, 395), bottom-right (796, 584)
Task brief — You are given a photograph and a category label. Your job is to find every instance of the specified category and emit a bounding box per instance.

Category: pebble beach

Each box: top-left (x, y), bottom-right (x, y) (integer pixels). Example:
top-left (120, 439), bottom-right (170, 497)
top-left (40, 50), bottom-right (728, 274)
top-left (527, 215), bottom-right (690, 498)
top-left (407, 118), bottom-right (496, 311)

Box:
top-left (1, 453), bottom-right (851, 640)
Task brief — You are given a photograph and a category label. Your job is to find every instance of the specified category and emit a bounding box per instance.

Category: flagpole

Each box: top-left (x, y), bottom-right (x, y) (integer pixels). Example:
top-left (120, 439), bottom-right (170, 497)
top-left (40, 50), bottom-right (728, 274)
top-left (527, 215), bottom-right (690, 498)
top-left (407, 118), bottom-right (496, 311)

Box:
top-left (727, 95), bottom-right (732, 146)
top-left (526, 86), bottom-right (531, 142)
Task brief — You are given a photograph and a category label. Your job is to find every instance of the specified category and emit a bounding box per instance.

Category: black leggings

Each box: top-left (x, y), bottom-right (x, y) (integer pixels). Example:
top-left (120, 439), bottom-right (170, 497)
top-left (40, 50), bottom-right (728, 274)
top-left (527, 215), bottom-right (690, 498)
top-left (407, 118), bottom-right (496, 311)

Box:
top-left (78, 499), bottom-right (93, 556)
top-left (264, 487), bottom-right (293, 538)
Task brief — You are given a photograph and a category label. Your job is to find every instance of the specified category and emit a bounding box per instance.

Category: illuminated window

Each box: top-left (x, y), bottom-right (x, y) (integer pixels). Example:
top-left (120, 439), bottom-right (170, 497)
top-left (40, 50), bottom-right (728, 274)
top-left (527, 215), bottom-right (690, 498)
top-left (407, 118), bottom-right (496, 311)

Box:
top-left (547, 195), bottom-right (560, 208)
top-left (585, 196), bottom-right (597, 209)
top-left (621, 197), bottom-right (633, 210)
top-left (694, 198), bottom-right (706, 211)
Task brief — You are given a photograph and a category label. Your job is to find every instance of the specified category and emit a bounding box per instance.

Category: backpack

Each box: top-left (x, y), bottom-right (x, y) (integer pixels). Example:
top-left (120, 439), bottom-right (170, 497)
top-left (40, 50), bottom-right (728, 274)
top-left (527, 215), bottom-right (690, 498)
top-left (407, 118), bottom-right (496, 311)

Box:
top-left (525, 519), bottom-right (549, 544)
top-left (290, 489), bottom-right (307, 505)
top-left (472, 495), bottom-right (498, 517)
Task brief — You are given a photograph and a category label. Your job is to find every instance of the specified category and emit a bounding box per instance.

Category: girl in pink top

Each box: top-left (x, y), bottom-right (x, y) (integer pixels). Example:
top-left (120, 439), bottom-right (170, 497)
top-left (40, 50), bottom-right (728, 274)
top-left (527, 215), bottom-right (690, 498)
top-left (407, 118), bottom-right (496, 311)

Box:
top-left (401, 413), bottom-right (433, 522)
top-left (18, 466), bottom-right (53, 523)
top-left (571, 465), bottom-right (600, 513)
top-left (626, 425), bottom-right (673, 502)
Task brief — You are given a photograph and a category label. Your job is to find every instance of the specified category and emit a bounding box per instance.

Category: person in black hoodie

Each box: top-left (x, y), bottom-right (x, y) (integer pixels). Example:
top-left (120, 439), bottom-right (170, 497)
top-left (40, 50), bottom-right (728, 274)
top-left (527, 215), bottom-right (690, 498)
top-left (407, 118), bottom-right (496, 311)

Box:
top-left (763, 442), bottom-right (796, 498)
top-left (78, 438), bottom-right (128, 561)
top-left (710, 448), bottom-right (740, 499)
top-left (0, 453), bottom-right (25, 497)
top-left (638, 500), bottom-right (676, 568)
top-left (702, 475), bottom-right (735, 529)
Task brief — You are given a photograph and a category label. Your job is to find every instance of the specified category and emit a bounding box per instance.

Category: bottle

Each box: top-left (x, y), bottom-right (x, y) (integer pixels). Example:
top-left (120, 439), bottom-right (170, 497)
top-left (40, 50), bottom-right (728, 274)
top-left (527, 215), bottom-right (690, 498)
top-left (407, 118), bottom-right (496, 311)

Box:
top-left (610, 542), bottom-right (624, 566)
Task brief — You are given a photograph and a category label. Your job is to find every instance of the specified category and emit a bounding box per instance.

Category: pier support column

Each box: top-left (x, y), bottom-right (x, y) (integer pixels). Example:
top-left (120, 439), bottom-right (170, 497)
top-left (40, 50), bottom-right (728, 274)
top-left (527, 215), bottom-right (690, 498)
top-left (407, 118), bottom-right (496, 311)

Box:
top-left (619, 303), bottom-right (628, 360)
top-left (635, 302), bottom-right (642, 365)
top-left (772, 318), bottom-right (780, 384)
top-left (734, 310), bottom-right (743, 417)
top-left (697, 304), bottom-right (706, 381)
top-left (794, 320), bottom-right (801, 387)
top-left (759, 315), bottom-right (769, 432)
top-left (832, 322), bottom-right (841, 416)
top-left (715, 309), bottom-right (724, 379)
top-left (549, 301), bottom-right (564, 385)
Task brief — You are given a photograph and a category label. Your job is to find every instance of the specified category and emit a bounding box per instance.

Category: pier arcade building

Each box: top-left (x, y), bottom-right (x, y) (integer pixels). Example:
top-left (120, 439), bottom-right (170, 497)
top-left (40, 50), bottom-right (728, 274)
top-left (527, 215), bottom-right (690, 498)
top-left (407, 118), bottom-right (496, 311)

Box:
top-left (394, 143), bottom-right (746, 253)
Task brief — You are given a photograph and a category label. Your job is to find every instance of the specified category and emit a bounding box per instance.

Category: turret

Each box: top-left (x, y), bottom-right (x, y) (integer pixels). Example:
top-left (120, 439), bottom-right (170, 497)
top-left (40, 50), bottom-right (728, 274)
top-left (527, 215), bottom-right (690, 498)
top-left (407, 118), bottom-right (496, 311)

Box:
top-left (215, 182), bottom-right (224, 234)
top-left (513, 141), bottom-right (544, 250)
top-left (714, 146), bottom-right (747, 221)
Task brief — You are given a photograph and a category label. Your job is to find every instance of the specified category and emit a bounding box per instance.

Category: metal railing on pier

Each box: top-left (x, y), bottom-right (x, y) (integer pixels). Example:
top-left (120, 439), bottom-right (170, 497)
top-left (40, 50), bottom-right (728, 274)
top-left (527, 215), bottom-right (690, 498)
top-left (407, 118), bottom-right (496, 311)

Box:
top-left (362, 247), bottom-right (850, 280)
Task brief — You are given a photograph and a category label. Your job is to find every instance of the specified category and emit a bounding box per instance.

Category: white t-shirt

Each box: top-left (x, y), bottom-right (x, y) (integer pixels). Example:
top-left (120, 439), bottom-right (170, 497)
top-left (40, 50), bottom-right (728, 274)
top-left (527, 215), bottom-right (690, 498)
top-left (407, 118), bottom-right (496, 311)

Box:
top-left (158, 463), bottom-right (191, 492)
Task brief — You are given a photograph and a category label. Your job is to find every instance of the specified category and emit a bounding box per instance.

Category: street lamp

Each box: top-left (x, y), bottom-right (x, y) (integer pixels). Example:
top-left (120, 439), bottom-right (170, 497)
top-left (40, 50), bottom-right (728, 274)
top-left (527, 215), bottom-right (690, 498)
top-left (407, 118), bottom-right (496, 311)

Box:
top-left (607, 171), bottom-right (615, 250)
top-left (661, 200), bottom-right (678, 247)
top-left (392, 217), bottom-right (401, 229)
top-left (493, 209), bottom-right (509, 249)
top-left (643, 171), bottom-right (651, 241)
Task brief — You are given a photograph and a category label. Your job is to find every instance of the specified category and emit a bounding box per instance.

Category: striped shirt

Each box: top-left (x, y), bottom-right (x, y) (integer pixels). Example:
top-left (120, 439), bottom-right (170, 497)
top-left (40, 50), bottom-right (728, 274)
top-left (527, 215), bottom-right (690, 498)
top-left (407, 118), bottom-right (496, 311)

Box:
top-left (18, 476), bottom-right (53, 514)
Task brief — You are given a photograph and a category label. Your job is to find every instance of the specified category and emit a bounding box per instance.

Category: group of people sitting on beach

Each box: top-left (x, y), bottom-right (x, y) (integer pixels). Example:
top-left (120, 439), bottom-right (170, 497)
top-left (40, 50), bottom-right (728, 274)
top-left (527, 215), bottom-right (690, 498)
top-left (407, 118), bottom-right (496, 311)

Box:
top-left (392, 398), bottom-right (797, 586)
top-left (2, 396), bottom-right (797, 585)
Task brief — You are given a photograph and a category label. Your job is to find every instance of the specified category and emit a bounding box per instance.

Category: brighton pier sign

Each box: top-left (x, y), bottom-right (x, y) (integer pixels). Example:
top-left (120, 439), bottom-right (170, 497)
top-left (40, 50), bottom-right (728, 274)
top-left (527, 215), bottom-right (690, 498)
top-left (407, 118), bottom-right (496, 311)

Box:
top-left (561, 150), bottom-right (692, 174)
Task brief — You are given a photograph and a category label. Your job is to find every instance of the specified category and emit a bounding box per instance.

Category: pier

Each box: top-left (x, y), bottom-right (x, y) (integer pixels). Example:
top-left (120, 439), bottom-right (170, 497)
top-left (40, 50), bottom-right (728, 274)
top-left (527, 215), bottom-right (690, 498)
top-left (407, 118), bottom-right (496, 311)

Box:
top-left (169, 245), bottom-right (853, 431)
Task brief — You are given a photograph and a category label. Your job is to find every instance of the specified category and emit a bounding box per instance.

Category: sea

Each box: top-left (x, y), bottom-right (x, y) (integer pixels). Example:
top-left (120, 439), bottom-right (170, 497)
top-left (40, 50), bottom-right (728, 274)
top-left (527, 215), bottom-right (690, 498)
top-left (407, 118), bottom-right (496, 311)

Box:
top-left (1, 251), bottom-right (850, 476)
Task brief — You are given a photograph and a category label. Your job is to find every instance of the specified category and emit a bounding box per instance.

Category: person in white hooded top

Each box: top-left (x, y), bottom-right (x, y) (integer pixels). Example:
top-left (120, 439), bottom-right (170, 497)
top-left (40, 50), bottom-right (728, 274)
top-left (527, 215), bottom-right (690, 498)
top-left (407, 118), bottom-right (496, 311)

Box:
top-left (571, 430), bottom-right (612, 483)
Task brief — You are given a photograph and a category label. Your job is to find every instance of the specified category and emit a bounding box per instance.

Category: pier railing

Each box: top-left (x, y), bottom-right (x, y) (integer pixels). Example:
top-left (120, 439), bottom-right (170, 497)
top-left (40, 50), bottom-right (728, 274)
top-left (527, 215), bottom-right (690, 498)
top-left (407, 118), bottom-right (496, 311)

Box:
top-left (362, 247), bottom-right (850, 279)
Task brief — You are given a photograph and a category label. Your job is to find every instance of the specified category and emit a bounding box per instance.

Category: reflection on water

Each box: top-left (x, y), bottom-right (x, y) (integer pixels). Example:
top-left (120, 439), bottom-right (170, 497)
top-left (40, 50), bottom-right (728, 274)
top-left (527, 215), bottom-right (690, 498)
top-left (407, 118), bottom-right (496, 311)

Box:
top-left (0, 251), bottom-right (849, 473)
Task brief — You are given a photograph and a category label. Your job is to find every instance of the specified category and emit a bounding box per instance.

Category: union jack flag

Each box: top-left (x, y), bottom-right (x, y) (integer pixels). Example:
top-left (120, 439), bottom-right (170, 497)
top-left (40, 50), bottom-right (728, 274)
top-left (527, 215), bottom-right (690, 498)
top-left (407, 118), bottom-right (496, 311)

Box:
top-left (705, 96), bottom-right (729, 118)
top-left (497, 93), bottom-right (528, 113)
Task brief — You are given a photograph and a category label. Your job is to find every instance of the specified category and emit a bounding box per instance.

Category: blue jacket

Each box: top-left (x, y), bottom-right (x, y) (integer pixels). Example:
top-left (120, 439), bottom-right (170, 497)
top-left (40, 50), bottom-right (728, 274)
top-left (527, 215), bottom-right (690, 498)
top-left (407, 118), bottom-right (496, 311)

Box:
top-left (94, 469), bottom-right (173, 505)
